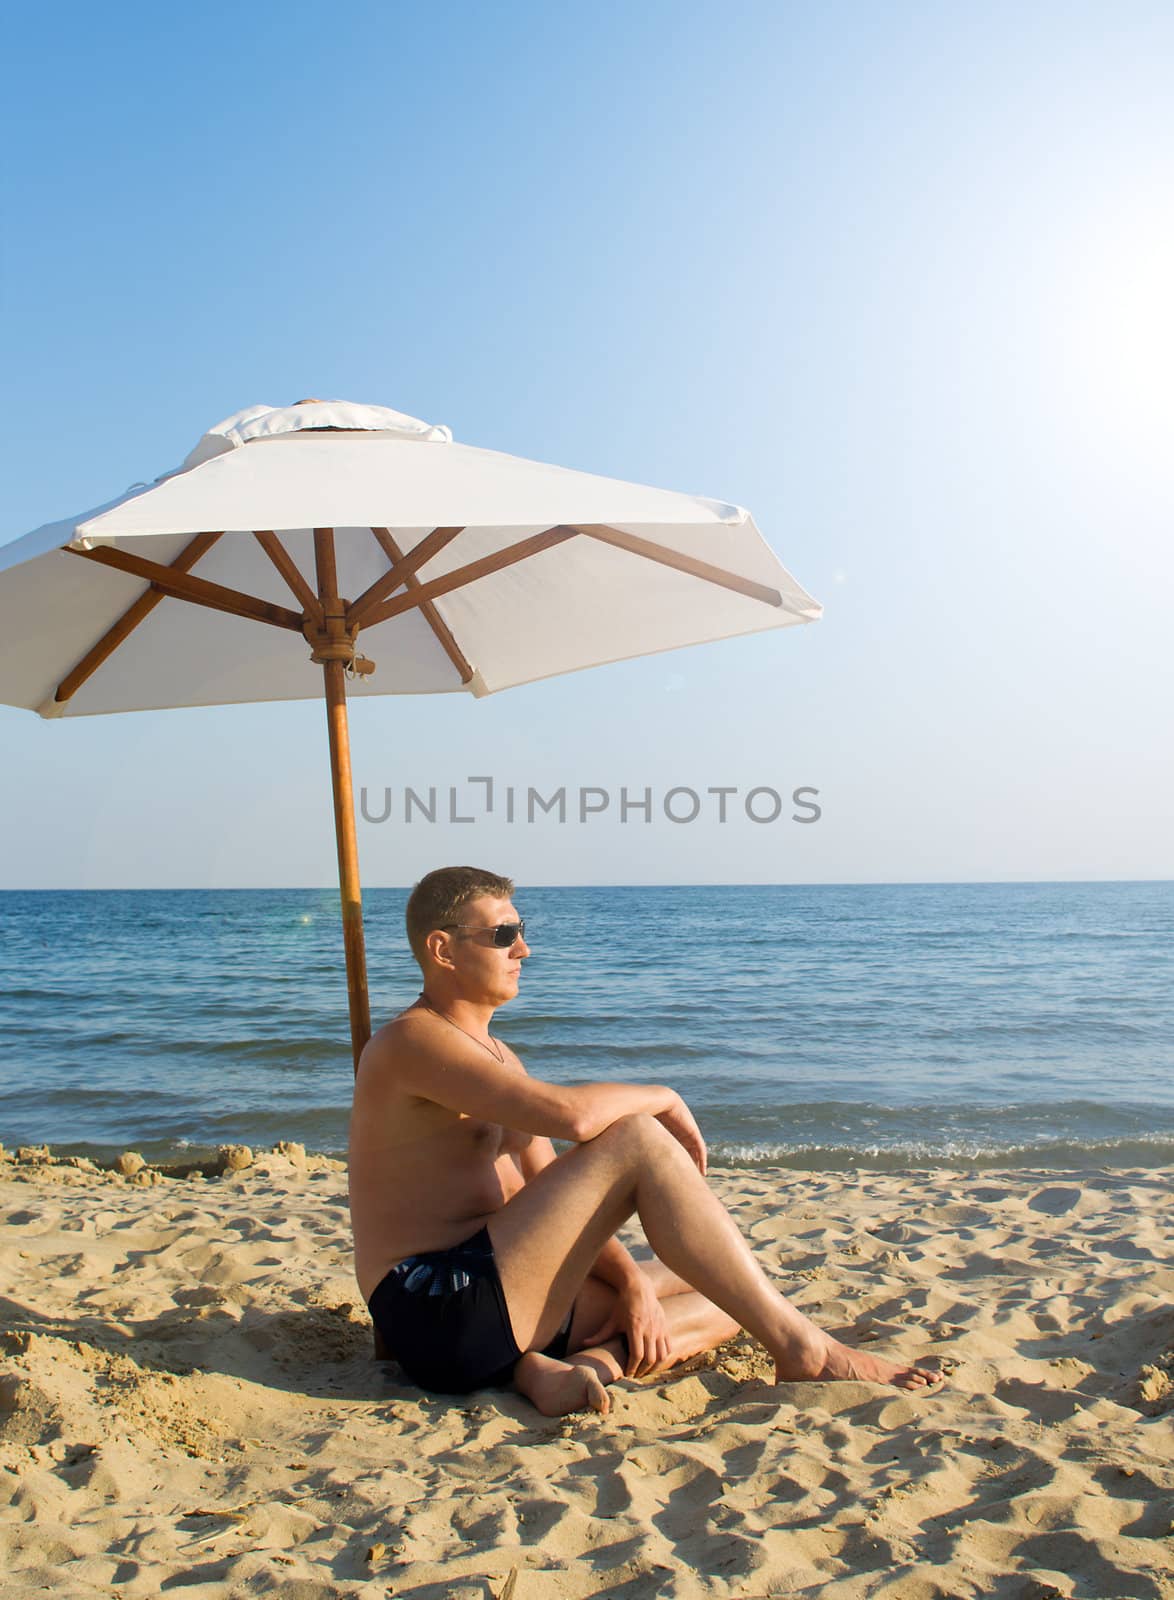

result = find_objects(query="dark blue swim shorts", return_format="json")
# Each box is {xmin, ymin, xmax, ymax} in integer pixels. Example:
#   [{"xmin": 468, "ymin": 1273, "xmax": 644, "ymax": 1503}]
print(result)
[{"xmin": 367, "ymin": 1225, "xmax": 573, "ymax": 1393}]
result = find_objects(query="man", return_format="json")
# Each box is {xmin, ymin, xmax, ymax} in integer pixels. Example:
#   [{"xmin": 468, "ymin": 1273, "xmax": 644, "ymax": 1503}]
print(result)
[{"xmin": 348, "ymin": 866, "xmax": 939, "ymax": 1416}]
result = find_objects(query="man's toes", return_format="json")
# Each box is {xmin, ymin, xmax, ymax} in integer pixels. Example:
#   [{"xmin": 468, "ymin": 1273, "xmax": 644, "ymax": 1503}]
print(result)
[
  {"xmin": 585, "ymin": 1372, "xmax": 610, "ymax": 1415},
  {"xmin": 899, "ymin": 1366, "xmax": 940, "ymax": 1390}
]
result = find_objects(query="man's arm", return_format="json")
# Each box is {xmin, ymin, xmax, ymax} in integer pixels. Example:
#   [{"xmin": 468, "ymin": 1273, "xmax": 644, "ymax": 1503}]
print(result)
[
  {"xmin": 364, "ymin": 1015, "xmax": 705, "ymax": 1170},
  {"xmin": 515, "ymin": 1136, "xmax": 671, "ymax": 1376}
]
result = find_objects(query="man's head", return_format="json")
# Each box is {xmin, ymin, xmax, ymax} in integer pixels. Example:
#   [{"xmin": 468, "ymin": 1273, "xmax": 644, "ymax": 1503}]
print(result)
[{"xmin": 406, "ymin": 867, "xmax": 528, "ymax": 1004}]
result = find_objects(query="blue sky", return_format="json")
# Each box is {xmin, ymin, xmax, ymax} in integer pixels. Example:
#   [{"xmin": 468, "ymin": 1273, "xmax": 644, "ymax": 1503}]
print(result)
[{"xmin": 1, "ymin": 1, "xmax": 1171, "ymax": 887}]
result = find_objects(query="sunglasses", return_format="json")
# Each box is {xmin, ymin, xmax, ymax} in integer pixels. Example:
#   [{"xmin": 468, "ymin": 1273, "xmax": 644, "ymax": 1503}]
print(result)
[{"xmin": 443, "ymin": 919, "xmax": 526, "ymax": 948}]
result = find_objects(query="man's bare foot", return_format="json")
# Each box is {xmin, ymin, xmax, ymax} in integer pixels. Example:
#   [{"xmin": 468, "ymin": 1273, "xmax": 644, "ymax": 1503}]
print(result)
[
  {"xmin": 777, "ymin": 1336, "xmax": 942, "ymax": 1391},
  {"xmin": 514, "ymin": 1351, "xmax": 611, "ymax": 1417}
]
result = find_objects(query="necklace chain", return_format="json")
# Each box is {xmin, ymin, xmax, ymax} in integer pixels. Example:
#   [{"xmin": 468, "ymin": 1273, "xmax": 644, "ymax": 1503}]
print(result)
[{"xmin": 417, "ymin": 992, "xmax": 504, "ymax": 1063}]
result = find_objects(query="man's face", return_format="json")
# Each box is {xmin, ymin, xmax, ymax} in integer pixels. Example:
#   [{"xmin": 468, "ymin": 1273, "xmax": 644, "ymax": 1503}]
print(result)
[{"xmin": 440, "ymin": 894, "xmax": 530, "ymax": 1004}]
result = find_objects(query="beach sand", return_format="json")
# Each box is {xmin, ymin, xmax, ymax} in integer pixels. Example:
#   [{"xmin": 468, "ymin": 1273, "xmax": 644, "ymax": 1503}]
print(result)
[{"xmin": 0, "ymin": 1146, "xmax": 1170, "ymax": 1600}]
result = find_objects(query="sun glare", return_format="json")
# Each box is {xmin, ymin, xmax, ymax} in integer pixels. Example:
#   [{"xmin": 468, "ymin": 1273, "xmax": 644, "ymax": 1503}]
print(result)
[{"xmin": 1061, "ymin": 210, "xmax": 1174, "ymax": 459}]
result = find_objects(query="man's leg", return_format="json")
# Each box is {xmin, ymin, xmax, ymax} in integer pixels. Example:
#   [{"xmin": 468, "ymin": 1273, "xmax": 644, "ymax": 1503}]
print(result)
[{"xmin": 489, "ymin": 1113, "xmax": 939, "ymax": 1390}]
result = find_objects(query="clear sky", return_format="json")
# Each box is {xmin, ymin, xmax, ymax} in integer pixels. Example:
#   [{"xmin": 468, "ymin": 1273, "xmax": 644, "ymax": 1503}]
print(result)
[{"xmin": 1, "ymin": 1, "xmax": 1171, "ymax": 888}]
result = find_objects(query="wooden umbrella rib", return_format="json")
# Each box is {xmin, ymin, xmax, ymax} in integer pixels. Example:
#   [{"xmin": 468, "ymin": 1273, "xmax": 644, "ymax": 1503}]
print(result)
[
  {"xmin": 70, "ymin": 545, "xmax": 304, "ymax": 630},
  {"xmin": 570, "ymin": 524, "xmax": 784, "ymax": 607},
  {"xmin": 360, "ymin": 527, "xmax": 474, "ymax": 684},
  {"xmin": 347, "ymin": 526, "xmax": 465, "ymax": 630},
  {"xmin": 254, "ymin": 531, "xmax": 324, "ymax": 627},
  {"xmin": 361, "ymin": 526, "xmax": 579, "ymax": 629},
  {"xmin": 54, "ymin": 531, "xmax": 224, "ymax": 704},
  {"xmin": 369, "ymin": 526, "xmax": 402, "ymax": 566}
]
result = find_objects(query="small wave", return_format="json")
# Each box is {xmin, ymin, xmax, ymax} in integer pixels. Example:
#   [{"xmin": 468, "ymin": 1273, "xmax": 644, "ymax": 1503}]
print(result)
[
  {"xmin": 506, "ymin": 1041, "xmax": 713, "ymax": 1062},
  {"xmin": 921, "ymin": 1018, "xmax": 1153, "ymax": 1041},
  {"xmin": 161, "ymin": 1037, "xmax": 346, "ymax": 1065},
  {"xmin": 0, "ymin": 988, "xmax": 78, "ymax": 1004},
  {"xmin": 0, "ymin": 1086, "xmax": 178, "ymax": 1109},
  {"xmin": 708, "ymin": 1134, "xmax": 1174, "ymax": 1171}
]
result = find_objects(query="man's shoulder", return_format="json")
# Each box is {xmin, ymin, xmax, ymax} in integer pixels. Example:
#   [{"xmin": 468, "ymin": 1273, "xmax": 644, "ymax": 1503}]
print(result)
[{"xmin": 357, "ymin": 1007, "xmax": 459, "ymax": 1079}]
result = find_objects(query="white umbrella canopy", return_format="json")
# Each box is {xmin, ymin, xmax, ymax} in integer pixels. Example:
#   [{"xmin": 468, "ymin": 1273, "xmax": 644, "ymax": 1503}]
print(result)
[
  {"xmin": 0, "ymin": 399, "xmax": 822, "ymax": 1062},
  {"xmin": 1, "ymin": 400, "xmax": 820, "ymax": 715}
]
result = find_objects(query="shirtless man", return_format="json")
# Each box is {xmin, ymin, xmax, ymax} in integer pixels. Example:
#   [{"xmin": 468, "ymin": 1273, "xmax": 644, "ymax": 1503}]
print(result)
[{"xmin": 348, "ymin": 866, "xmax": 939, "ymax": 1416}]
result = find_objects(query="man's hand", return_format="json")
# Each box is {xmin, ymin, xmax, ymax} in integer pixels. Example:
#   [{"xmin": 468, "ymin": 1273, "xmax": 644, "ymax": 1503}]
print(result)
[
  {"xmin": 656, "ymin": 1094, "xmax": 707, "ymax": 1175},
  {"xmin": 580, "ymin": 1272, "xmax": 671, "ymax": 1378}
]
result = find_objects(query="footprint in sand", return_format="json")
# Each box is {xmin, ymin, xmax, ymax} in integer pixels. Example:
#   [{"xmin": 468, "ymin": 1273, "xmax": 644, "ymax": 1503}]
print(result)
[{"xmin": 1027, "ymin": 1186, "xmax": 1083, "ymax": 1216}]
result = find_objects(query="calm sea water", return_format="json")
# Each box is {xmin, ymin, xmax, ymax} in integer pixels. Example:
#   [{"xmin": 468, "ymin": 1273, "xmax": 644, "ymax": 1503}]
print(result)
[{"xmin": 1, "ymin": 883, "xmax": 1171, "ymax": 1170}]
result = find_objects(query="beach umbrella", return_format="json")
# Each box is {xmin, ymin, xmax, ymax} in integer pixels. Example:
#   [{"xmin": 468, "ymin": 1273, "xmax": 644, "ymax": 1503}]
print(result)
[{"xmin": 0, "ymin": 399, "xmax": 822, "ymax": 1069}]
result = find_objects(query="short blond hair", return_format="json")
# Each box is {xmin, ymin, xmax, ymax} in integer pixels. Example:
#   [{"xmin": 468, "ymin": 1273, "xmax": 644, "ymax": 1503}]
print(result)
[{"xmin": 405, "ymin": 866, "xmax": 515, "ymax": 965}]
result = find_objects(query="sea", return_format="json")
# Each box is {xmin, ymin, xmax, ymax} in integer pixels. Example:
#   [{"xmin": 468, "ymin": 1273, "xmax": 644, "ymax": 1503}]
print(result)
[{"xmin": 1, "ymin": 882, "xmax": 1172, "ymax": 1172}]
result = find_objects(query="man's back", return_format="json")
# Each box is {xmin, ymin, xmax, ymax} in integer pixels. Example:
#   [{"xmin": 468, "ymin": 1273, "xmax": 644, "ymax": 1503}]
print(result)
[{"xmin": 348, "ymin": 1007, "xmax": 532, "ymax": 1300}]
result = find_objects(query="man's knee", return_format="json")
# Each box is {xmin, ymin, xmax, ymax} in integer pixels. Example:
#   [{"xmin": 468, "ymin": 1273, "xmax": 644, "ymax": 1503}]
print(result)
[{"xmin": 594, "ymin": 1111, "xmax": 673, "ymax": 1157}]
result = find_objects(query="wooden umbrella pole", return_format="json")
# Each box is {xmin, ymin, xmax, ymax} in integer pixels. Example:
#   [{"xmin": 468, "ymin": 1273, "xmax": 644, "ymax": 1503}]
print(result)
[{"xmin": 313, "ymin": 528, "xmax": 372, "ymax": 1073}]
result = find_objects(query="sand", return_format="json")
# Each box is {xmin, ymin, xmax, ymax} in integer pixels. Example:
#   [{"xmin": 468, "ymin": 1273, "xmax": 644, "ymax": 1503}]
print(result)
[{"xmin": 0, "ymin": 1145, "xmax": 1170, "ymax": 1600}]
